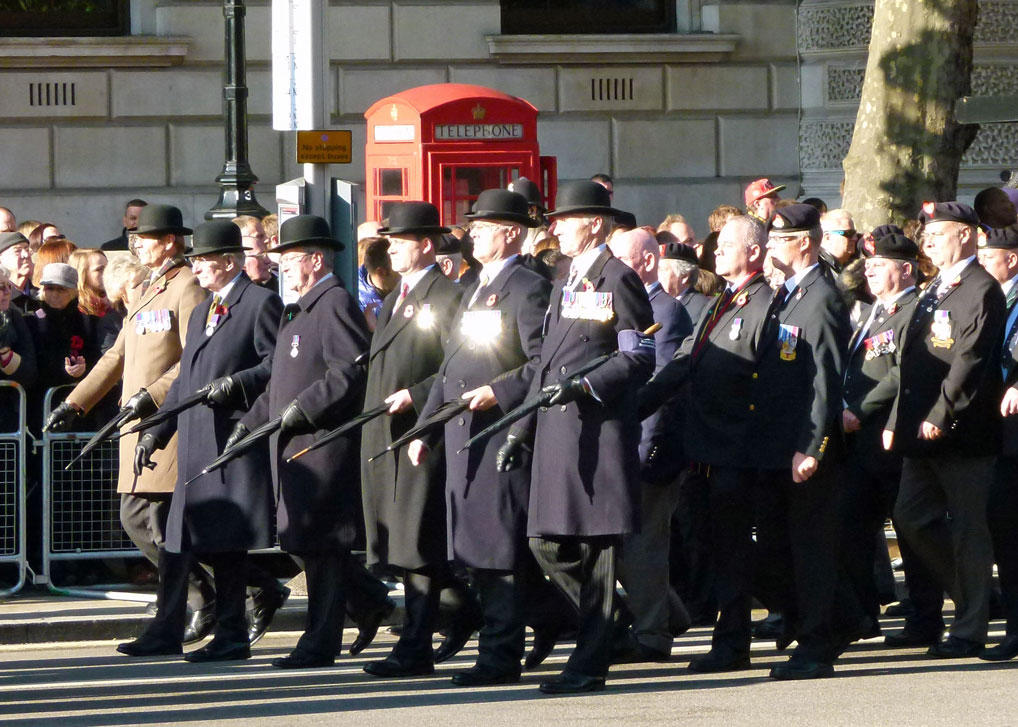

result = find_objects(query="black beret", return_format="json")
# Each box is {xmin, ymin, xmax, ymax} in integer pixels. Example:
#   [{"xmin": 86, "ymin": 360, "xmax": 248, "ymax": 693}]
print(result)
[
  {"xmin": 980, "ymin": 225, "xmax": 1018, "ymax": 250},
  {"xmin": 660, "ymin": 242, "xmax": 698, "ymax": 265},
  {"xmin": 918, "ymin": 201, "xmax": 979, "ymax": 227},
  {"xmin": 870, "ymin": 224, "xmax": 904, "ymax": 240},
  {"xmin": 769, "ymin": 204, "xmax": 821, "ymax": 232},
  {"xmin": 436, "ymin": 233, "xmax": 462, "ymax": 255},
  {"xmin": 872, "ymin": 233, "xmax": 919, "ymax": 261}
]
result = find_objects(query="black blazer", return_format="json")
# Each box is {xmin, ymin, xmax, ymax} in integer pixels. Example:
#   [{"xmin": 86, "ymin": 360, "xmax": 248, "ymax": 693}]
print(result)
[
  {"xmin": 153, "ymin": 275, "xmax": 281, "ymax": 553},
  {"xmin": 1000, "ymin": 297, "xmax": 1018, "ymax": 456},
  {"xmin": 360, "ymin": 264, "xmax": 463, "ymax": 570},
  {"xmin": 418, "ymin": 258, "xmax": 551, "ymax": 569},
  {"xmin": 888, "ymin": 260, "xmax": 1006, "ymax": 458}
]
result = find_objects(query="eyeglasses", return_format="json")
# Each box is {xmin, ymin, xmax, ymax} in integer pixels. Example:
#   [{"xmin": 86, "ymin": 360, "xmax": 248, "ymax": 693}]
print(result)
[
  {"xmin": 279, "ymin": 252, "xmax": 313, "ymax": 266},
  {"xmin": 826, "ymin": 229, "xmax": 856, "ymax": 237},
  {"xmin": 768, "ymin": 233, "xmax": 804, "ymax": 244},
  {"xmin": 0, "ymin": 283, "xmax": 11, "ymax": 293}
]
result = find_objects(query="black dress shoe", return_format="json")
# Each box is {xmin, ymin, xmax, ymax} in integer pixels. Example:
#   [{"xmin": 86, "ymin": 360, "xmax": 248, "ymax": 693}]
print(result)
[
  {"xmin": 927, "ymin": 636, "xmax": 983, "ymax": 658},
  {"xmin": 884, "ymin": 628, "xmax": 943, "ymax": 648},
  {"xmin": 363, "ymin": 655, "xmax": 435, "ymax": 677},
  {"xmin": 769, "ymin": 656, "xmax": 834, "ymax": 680},
  {"xmin": 979, "ymin": 635, "xmax": 1018, "ymax": 661},
  {"xmin": 184, "ymin": 639, "xmax": 251, "ymax": 662},
  {"xmin": 538, "ymin": 670, "xmax": 606, "ymax": 694},
  {"xmin": 612, "ymin": 640, "xmax": 670, "ymax": 665},
  {"xmin": 687, "ymin": 651, "xmax": 751, "ymax": 673},
  {"xmin": 434, "ymin": 613, "xmax": 481, "ymax": 664},
  {"xmin": 752, "ymin": 614, "xmax": 783, "ymax": 639},
  {"xmin": 248, "ymin": 587, "xmax": 290, "ymax": 646},
  {"xmin": 271, "ymin": 649, "xmax": 334, "ymax": 669},
  {"xmin": 451, "ymin": 665, "xmax": 521, "ymax": 686},
  {"xmin": 183, "ymin": 602, "xmax": 216, "ymax": 645},
  {"xmin": 117, "ymin": 635, "xmax": 183, "ymax": 657},
  {"xmin": 525, "ymin": 627, "xmax": 560, "ymax": 670},
  {"xmin": 883, "ymin": 599, "xmax": 915, "ymax": 618},
  {"xmin": 350, "ymin": 598, "xmax": 396, "ymax": 656}
]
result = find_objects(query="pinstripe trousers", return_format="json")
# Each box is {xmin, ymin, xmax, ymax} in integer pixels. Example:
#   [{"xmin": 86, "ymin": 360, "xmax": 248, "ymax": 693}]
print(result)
[{"xmin": 529, "ymin": 535, "xmax": 619, "ymax": 677}]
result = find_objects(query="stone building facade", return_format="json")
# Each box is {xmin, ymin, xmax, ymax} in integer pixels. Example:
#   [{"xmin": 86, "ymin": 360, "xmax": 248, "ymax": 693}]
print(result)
[{"xmin": 0, "ymin": 0, "xmax": 1013, "ymax": 245}]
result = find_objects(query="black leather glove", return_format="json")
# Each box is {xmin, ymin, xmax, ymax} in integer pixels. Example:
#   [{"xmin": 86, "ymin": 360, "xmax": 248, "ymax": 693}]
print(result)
[
  {"xmin": 44, "ymin": 401, "xmax": 81, "ymax": 433},
  {"xmin": 496, "ymin": 433, "xmax": 531, "ymax": 473},
  {"xmin": 224, "ymin": 421, "xmax": 250, "ymax": 452},
  {"xmin": 205, "ymin": 376, "xmax": 240, "ymax": 408},
  {"xmin": 123, "ymin": 389, "xmax": 156, "ymax": 421},
  {"xmin": 279, "ymin": 400, "xmax": 313, "ymax": 434},
  {"xmin": 543, "ymin": 377, "xmax": 588, "ymax": 407},
  {"xmin": 133, "ymin": 433, "xmax": 159, "ymax": 477}
]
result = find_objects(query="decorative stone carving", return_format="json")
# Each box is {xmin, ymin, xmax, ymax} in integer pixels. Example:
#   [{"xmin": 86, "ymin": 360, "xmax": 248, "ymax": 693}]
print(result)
[
  {"xmin": 826, "ymin": 64, "xmax": 1018, "ymax": 103},
  {"xmin": 827, "ymin": 67, "xmax": 866, "ymax": 102},
  {"xmin": 799, "ymin": 120, "xmax": 855, "ymax": 170},
  {"xmin": 797, "ymin": 4, "xmax": 873, "ymax": 52},
  {"xmin": 963, "ymin": 122, "xmax": 1018, "ymax": 166},
  {"xmin": 974, "ymin": 2, "xmax": 1018, "ymax": 43}
]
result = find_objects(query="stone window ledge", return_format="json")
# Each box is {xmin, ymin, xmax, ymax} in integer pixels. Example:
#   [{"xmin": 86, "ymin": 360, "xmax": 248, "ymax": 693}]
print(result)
[
  {"xmin": 0, "ymin": 36, "xmax": 190, "ymax": 69},
  {"xmin": 485, "ymin": 33, "xmax": 740, "ymax": 64}
]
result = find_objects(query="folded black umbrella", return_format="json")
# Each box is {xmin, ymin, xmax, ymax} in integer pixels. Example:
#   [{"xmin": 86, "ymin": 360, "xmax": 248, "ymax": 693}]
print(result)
[
  {"xmin": 184, "ymin": 415, "xmax": 282, "ymax": 486},
  {"xmin": 123, "ymin": 386, "xmax": 211, "ymax": 436},
  {"xmin": 286, "ymin": 403, "xmax": 389, "ymax": 463},
  {"xmin": 64, "ymin": 405, "xmax": 134, "ymax": 470},
  {"xmin": 366, "ymin": 399, "xmax": 469, "ymax": 462}
]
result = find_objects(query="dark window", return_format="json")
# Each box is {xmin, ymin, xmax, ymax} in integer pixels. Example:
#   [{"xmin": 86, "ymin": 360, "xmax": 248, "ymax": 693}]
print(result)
[
  {"xmin": 0, "ymin": 0, "xmax": 129, "ymax": 37},
  {"xmin": 501, "ymin": 0, "xmax": 674, "ymax": 34}
]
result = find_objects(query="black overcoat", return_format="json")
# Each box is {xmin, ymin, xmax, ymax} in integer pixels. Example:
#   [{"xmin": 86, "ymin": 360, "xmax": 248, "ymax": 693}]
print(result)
[
  {"xmin": 517, "ymin": 248, "xmax": 654, "ymax": 537},
  {"xmin": 361, "ymin": 265, "xmax": 463, "ymax": 569},
  {"xmin": 242, "ymin": 275, "xmax": 369, "ymax": 553},
  {"xmin": 418, "ymin": 259, "xmax": 550, "ymax": 569},
  {"xmin": 153, "ymin": 275, "xmax": 281, "ymax": 553}
]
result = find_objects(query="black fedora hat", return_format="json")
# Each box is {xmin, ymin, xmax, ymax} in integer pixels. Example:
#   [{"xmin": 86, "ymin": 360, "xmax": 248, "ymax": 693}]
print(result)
[
  {"xmin": 465, "ymin": 189, "xmax": 536, "ymax": 227},
  {"xmin": 273, "ymin": 215, "xmax": 345, "ymax": 253},
  {"xmin": 546, "ymin": 180, "xmax": 621, "ymax": 218},
  {"xmin": 507, "ymin": 177, "xmax": 545, "ymax": 212},
  {"xmin": 184, "ymin": 220, "xmax": 246, "ymax": 257},
  {"xmin": 378, "ymin": 201, "xmax": 451, "ymax": 236},
  {"xmin": 131, "ymin": 203, "xmax": 193, "ymax": 236}
]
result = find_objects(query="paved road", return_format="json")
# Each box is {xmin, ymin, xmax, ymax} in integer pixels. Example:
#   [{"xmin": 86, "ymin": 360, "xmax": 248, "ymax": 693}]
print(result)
[{"xmin": 0, "ymin": 616, "xmax": 1015, "ymax": 727}]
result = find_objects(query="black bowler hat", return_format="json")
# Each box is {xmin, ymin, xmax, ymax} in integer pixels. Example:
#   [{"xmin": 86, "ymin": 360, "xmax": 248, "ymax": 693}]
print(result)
[
  {"xmin": 436, "ymin": 234, "xmax": 462, "ymax": 255},
  {"xmin": 918, "ymin": 201, "xmax": 979, "ymax": 227},
  {"xmin": 980, "ymin": 225, "xmax": 1018, "ymax": 250},
  {"xmin": 507, "ymin": 177, "xmax": 545, "ymax": 212},
  {"xmin": 131, "ymin": 204, "xmax": 193, "ymax": 236},
  {"xmin": 466, "ymin": 189, "xmax": 537, "ymax": 227},
  {"xmin": 614, "ymin": 210, "xmax": 637, "ymax": 229},
  {"xmin": 0, "ymin": 231, "xmax": 29, "ymax": 254},
  {"xmin": 769, "ymin": 204, "xmax": 821, "ymax": 232},
  {"xmin": 184, "ymin": 220, "xmax": 246, "ymax": 257},
  {"xmin": 546, "ymin": 180, "xmax": 621, "ymax": 218},
  {"xmin": 273, "ymin": 214, "xmax": 345, "ymax": 253},
  {"xmin": 378, "ymin": 201, "xmax": 451, "ymax": 236},
  {"xmin": 872, "ymin": 233, "xmax": 919, "ymax": 261},
  {"xmin": 661, "ymin": 241, "xmax": 698, "ymax": 265}
]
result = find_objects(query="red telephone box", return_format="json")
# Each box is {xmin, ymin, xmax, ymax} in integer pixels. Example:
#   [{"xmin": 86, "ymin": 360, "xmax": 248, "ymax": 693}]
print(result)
[{"xmin": 364, "ymin": 83, "xmax": 557, "ymax": 225}]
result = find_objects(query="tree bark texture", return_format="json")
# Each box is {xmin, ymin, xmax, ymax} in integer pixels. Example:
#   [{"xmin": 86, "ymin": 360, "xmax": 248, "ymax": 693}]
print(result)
[{"xmin": 842, "ymin": 0, "xmax": 979, "ymax": 230}]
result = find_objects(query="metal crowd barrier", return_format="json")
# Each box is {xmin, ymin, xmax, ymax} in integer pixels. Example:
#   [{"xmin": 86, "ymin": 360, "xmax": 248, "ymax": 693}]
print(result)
[
  {"xmin": 0, "ymin": 382, "xmax": 28, "ymax": 596},
  {"xmin": 39, "ymin": 385, "xmax": 149, "ymax": 602}
]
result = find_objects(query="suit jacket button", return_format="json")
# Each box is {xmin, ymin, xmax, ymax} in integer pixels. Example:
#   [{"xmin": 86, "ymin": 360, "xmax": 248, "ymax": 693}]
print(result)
[
  {"xmin": 560, "ymin": 405, "xmax": 568, "ymax": 412},
  {"xmin": 442, "ymin": 376, "xmax": 447, "ymax": 383},
  {"xmin": 457, "ymin": 417, "xmax": 465, "ymax": 426},
  {"xmin": 468, "ymin": 344, "xmax": 475, "ymax": 351},
  {"xmin": 903, "ymin": 388, "xmax": 910, "ymax": 396},
  {"xmin": 560, "ymin": 365, "xmax": 568, "ymax": 374},
  {"xmin": 580, "ymin": 335, "xmax": 590, "ymax": 342},
  {"xmin": 749, "ymin": 404, "xmax": 755, "ymax": 411},
  {"xmin": 458, "ymin": 380, "xmax": 466, "ymax": 389},
  {"xmin": 752, "ymin": 372, "xmax": 758, "ymax": 379}
]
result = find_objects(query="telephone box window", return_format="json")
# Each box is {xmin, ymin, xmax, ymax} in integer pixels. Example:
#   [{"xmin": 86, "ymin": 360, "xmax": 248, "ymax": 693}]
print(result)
[
  {"xmin": 500, "ymin": 0, "xmax": 674, "ymax": 34},
  {"xmin": 379, "ymin": 169, "xmax": 405, "ymax": 197}
]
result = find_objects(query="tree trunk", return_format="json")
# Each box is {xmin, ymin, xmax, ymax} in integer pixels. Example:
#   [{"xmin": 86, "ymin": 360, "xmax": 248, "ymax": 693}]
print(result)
[{"xmin": 842, "ymin": 0, "xmax": 979, "ymax": 230}]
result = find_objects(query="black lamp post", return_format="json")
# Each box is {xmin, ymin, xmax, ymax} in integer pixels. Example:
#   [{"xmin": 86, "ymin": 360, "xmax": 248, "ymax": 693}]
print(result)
[{"xmin": 206, "ymin": 0, "xmax": 270, "ymax": 220}]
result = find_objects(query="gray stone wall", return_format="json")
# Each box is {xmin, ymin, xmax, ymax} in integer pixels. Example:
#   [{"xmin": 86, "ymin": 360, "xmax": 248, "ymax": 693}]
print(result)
[{"xmin": 2, "ymin": 0, "xmax": 801, "ymax": 243}]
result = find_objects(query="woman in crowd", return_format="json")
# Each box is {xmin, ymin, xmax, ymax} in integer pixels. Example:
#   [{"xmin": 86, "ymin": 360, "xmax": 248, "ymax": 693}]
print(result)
[
  {"xmin": 0, "ymin": 264, "xmax": 37, "ymax": 398},
  {"xmin": 28, "ymin": 222, "xmax": 64, "ymax": 253},
  {"xmin": 31, "ymin": 239, "xmax": 77, "ymax": 288},
  {"xmin": 68, "ymin": 249, "xmax": 118, "ymax": 354}
]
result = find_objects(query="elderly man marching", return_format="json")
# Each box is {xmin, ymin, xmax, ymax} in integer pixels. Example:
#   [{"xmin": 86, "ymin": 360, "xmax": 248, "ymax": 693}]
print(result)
[
  {"xmin": 130, "ymin": 220, "xmax": 287, "ymax": 660},
  {"xmin": 44, "ymin": 204, "xmax": 216, "ymax": 649},
  {"xmin": 233, "ymin": 215, "xmax": 371, "ymax": 668},
  {"xmin": 498, "ymin": 181, "xmax": 656, "ymax": 693},
  {"xmin": 406, "ymin": 189, "xmax": 567, "ymax": 685}
]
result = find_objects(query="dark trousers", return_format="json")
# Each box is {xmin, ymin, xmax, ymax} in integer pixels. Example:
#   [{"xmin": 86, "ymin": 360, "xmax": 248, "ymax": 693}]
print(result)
[
  {"xmin": 670, "ymin": 467, "xmax": 716, "ymax": 622},
  {"xmin": 895, "ymin": 455, "xmax": 995, "ymax": 643},
  {"xmin": 468, "ymin": 568, "xmax": 525, "ymax": 673},
  {"xmin": 838, "ymin": 450, "xmax": 943, "ymax": 633},
  {"xmin": 290, "ymin": 550, "xmax": 348, "ymax": 658},
  {"xmin": 989, "ymin": 455, "xmax": 1018, "ymax": 635},
  {"xmin": 146, "ymin": 550, "xmax": 248, "ymax": 644},
  {"xmin": 529, "ymin": 535, "xmax": 618, "ymax": 677},
  {"xmin": 120, "ymin": 493, "xmax": 213, "ymax": 609},
  {"xmin": 342, "ymin": 556, "xmax": 393, "ymax": 622},
  {"xmin": 394, "ymin": 563, "xmax": 476, "ymax": 662},
  {"xmin": 709, "ymin": 465, "xmax": 838, "ymax": 662}
]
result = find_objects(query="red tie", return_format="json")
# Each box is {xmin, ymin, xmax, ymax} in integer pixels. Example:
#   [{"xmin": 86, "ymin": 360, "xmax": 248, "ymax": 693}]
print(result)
[{"xmin": 397, "ymin": 282, "xmax": 409, "ymax": 306}]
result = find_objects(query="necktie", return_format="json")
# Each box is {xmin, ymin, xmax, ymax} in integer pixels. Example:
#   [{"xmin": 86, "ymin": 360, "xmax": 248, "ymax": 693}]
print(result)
[
  {"xmin": 565, "ymin": 266, "xmax": 578, "ymax": 290},
  {"xmin": 205, "ymin": 294, "xmax": 222, "ymax": 327},
  {"xmin": 851, "ymin": 303, "xmax": 883, "ymax": 353},
  {"xmin": 396, "ymin": 282, "xmax": 409, "ymax": 306},
  {"xmin": 469, "ymin": 274, "xmax": 489, "ymax": 308},
  {"xmin": 691, "ymin": 287, "xmax": 735, "ymax": 358}
]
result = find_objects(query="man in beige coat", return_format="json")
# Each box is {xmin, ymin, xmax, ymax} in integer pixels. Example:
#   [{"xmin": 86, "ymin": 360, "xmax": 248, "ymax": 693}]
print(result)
[{"xmin": 45, "ymin": 204, "xmax": 213, "ymax": 651}]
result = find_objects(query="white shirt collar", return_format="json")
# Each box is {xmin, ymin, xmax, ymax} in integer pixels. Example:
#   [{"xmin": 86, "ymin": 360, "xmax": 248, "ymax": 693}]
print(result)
[
  {"xmin": 879, "ymin": 284, "xmax": 916, "ymax": 308},
  {"xmin": 479, "ymin": 254, "xmax": 518, "ymax": 284},
  {"xmin": 400, "ymin": 264, "xmax": 436, "ymax": 294},
  {"xmin": 937, "ymin": 256, "xmax": 975, "ymax": 291},
  {"xmin": 1003, "ymin": 274, "xmax": 1018, "ymax": 297},
  {"xmin": 569, "ymin": 244, "xmax": 607, "ymax": 283},
  {"xmin": 784, "ymin": 263, "xmax": 820, "ymax": 294},
  {"xmin": 212, "ymin": 272, "xmax": 244, "ymax": 302}
]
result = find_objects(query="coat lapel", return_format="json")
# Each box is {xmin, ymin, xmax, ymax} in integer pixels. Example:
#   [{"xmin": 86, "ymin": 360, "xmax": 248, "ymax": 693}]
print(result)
[
  {"xmin": 190, "ymin": 275, "xmax": 251, "ymax": 359},
  {"xmin": 542, "ymin": 248, "xmax": 612, "ymax": 363},
  {"xmin": 370, "ymin": 265, "xmax": 442, "ymax": 359},
  {"xmin": 444, "ymin": 258, "xmax": 521, "ymax": 361}
]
